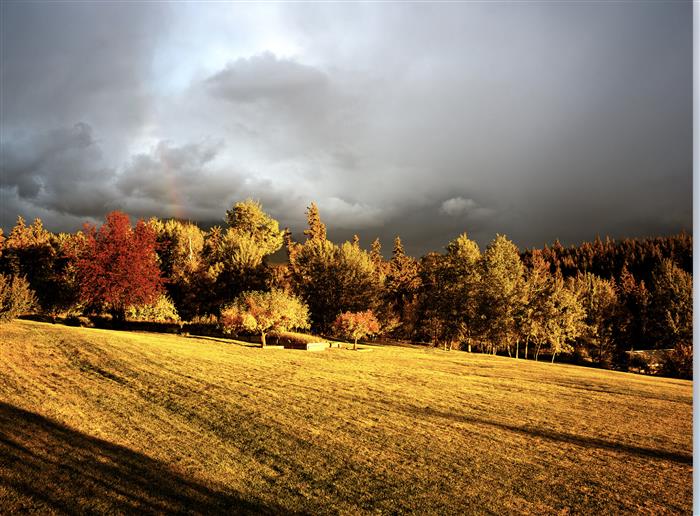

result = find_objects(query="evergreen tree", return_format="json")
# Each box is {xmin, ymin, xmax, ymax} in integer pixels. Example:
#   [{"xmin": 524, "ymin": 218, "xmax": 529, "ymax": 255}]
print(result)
[
  {"xmin": 304, "ymin": 202, "xmax": 327, "ymax": 241},
  {"xmin": 370, "ymin": 238, "xmax": 385, "ymax": 274},
  {"xmin": 616, "ymin": 266, "xmax": 651, "ymax": 355},
  {"xmin": 385, "ymin": 236, "xmax": 421, "ymax": 338}
]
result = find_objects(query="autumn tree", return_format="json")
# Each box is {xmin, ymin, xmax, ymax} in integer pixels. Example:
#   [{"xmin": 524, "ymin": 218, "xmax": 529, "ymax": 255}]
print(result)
[
  {"xmin": 0, "ymin": 217, "xmax": 82, "ymax": 315},
  {"xmin": 149, "ymin": 219, "xmax": 205, "ymax": 320},
  {"xmin": 570, "ymin": 273, "xmax": 620, "ymax": 365},
  {"xmin": 220, "ymin": 289, "xmax": 310, "ymax": 348},
  {"xmin": 648, "ymin": 259, "xmax": 692, "ymax": 349},
  {"xmin": 332, "ymin": 310, "xmax": 380, "ymax": 350},
  {"xmin": 442, "ymin": 233, "xmax": 482, "ymax": 350},
  {"xmin": 480, "ymin": 234, "xmax": 526, "ymax": 355},
  {"xmin": 288, "ymin": 204, "xmax": 381, "ymax": 332},
  {"xmin": 543, "ymin": 277, "xmax": 586, "ymax": 362},
  {"xmin": 199, "ymin": 200, "xmax": 284, "ymax": 314},
  {"xmin": 417, "ymin": 234, "xmax": 481, "ymax": 351},
  {"xmin": 519, "ymin": 250, "xmax": 552, "ymax": 359},
  {"xmin": 76, "ymin": 211, "xmax": 164, "ymax": 321},
  {"xmin": 0, "ymin": 274, "xmax": 36, "ymax": 323}
]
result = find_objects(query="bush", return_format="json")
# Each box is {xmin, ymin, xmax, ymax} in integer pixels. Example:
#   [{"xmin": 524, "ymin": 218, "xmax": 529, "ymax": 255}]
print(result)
[
  {"xmin": 126, "ymin": 295, "xmax": 180, "ymax": 323},
  {"xmin": 0, "ymin": 274, "xmax": 37, "ymax": 323},
  {"xmin": 272, "ymin": 331, "xmax": 327, "ymax": 346},
  {"xmin": 660, "ymin": 343, "xmax": 693, "ymax": 379},
  {"xmin": 65, "ymin": 315, "xmax": 94, "ymax": 328},
  {"xmin": 627, "ymin": 352, "xmax": 652, "ymax": 374}
]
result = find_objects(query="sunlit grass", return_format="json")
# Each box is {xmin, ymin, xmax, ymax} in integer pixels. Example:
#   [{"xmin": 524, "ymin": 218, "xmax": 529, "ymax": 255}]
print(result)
[{"xmin": 0, "ymin": 320, "xmax": 691, "ymax": 514}]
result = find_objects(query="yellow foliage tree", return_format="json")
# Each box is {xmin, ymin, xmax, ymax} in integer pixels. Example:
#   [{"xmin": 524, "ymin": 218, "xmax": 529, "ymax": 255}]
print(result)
[{"xmin": 220, "ymin": 289, "xmax": 310, "ymax": 348}]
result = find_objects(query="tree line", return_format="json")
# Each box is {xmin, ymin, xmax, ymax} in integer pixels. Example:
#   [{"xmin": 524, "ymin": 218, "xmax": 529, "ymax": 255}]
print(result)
[{"xmin": 0, "ymin": 201, "xmax": 692, "ymax": 377}]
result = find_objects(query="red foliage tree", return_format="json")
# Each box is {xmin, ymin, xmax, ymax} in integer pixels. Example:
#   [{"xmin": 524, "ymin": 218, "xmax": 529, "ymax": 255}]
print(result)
[{"xmin": 76, "ymin": 211, "xmax": 163, "ymax": 320}]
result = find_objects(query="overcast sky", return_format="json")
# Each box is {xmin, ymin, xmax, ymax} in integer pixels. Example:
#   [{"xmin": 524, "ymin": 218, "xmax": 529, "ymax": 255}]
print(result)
[{"xmin": 0, "ymin": 1, "xmax": 691, "ymax": 256}]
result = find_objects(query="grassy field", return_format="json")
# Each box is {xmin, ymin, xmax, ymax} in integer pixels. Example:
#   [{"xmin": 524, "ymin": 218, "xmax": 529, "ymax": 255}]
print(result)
[{"xmin": 0, "ymin": 320, "xmax": 692, "ymax": 514}]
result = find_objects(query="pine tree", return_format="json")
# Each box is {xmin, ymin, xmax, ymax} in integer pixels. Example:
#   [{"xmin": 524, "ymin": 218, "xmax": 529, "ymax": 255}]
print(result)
[
  {"xmin": 386, "ymin": 236, "xmax": 421, "ymax": 338},
  {"xmin": 370, "ymin": 238, "xmax": 384, "ymax": 270},
  {"xmin": 303, "ymin": 202, "xmax": 327, "ymax": 241},
  {"xmin": 616, "ymin": 266, "xmax": 650, "ymax": 354}
]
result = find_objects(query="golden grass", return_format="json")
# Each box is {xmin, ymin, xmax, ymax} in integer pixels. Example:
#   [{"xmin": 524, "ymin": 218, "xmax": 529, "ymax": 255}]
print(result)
[{"xmin": 0, "ymin": 320, "xmax": 692, "ymax": 514}]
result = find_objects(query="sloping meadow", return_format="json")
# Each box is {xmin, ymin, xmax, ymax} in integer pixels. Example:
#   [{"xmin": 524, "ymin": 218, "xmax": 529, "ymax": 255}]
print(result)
[{"xmin": 0, "ymin": 320, "xmax": 692, "ymax": 514}]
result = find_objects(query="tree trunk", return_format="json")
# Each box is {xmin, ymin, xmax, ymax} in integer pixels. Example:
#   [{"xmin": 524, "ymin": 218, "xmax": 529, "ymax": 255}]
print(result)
[
  {"xmin": 535, "ymin": 343, "xmax": 541, "ymax": 361},
  {"xmin": 261, "ymin": 332, "xmax": 267, "ymax": 348},
  {"xmin": 551, "ymin": 351, "xmax": 556, "ymax": 363},
  {"xmin": 467, "ymin": 339, "xmax": 472, "ymax": 353},
  {"xmin": 516, "ymin": 341, "xmax": 519, "ymax": 359},
  {"xmin": 524, "ymin": 337, "xmax": 529, "ymax": 360},
  {"xmin": 353, "ymin": 338, "xmax": 357, "ymax": 350},
  {"xmin": 111, "ymin": 307, "xmax": 126, "ymax": 328}
]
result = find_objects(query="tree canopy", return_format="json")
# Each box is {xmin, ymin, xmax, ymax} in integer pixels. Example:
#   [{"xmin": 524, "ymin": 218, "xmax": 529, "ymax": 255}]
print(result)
[
  {"xmin": 75, "ymin": 211, "xmax": 163, "ymax": 320},
  {"xmin": 220, "ymin": 289, "xmax": 310, "ymax": 347}
]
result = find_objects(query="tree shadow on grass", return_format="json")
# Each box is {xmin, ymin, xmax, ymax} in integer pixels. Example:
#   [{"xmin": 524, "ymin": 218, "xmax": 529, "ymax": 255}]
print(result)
[
  {"xmin": 417, "ymin": 405, "xmax": 693, "ymax": 466},
  {"xmin": 338, "ymin": 393, "xmax": 692, "ymax": 466},
  {"xmin": 0, "ymin": 402, "xmax": 286, "ymax": 514}
]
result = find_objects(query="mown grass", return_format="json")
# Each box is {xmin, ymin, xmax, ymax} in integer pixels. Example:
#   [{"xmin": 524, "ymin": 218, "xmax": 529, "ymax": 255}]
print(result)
[{"xmin": 0, "ymin": 320, "xmax": 692, "ymax": 514}]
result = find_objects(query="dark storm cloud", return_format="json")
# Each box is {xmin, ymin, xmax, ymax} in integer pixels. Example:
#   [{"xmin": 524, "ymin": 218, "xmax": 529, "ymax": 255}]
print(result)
[
  {"xmin": 0, "ymin": 123, "xmax": 117, "ymax": 217},
  {"xmin": 0, "ymin": 2, "xmax": 691, "ymax": 256},
  {"xmin": 277, "ymin": 1, "xmax": 692, "ymax": 254},
  {"xmin": 0, "ymin": 2, "xmax": 163, "ymax": 133},
  {"xmin": 206, "ymin": 52, "xmax": 329, "ymax": 104}
]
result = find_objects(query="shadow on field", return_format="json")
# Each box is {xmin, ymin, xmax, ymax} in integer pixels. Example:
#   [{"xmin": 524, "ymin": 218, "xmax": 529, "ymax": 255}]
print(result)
[
  {"xmin": 412, "ymin": 404, "xmax": 693, "ymax": 466},
  {"xmin": 0, "ymin": 402, "xmax": 286, "ymax": 514},
  {"xmin": 340, "ymin": 392, "xmax": 692, "ymax": 466}
]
